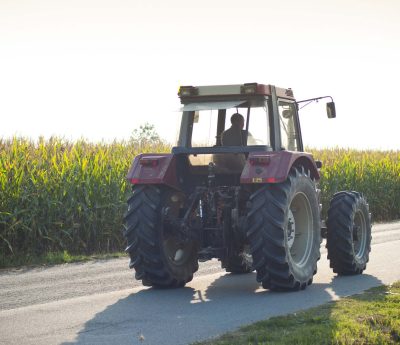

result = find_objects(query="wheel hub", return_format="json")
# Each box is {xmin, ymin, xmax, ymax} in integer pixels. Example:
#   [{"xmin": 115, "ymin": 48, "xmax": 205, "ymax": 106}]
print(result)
[
  {"xmin": 241, "ymin": 244, "xmax": 253, "ymax": 266},
  {"xmin": 287, "ymin": 192, "xmax": 313, "ymax": 268},
  {"xmin": 163, "ymin": 238, "xmax": 191, "ymax": 266},
  {"xmin": 174, "ymin": 248, "xmax": 185, "ymax": 262},
  {"xmin": 287, "ymin": 209, "xmax": 296, "ymax": 249},
  {"xmin": 353, "ymin": 210, "xmax": 367, "ymax": 259}
]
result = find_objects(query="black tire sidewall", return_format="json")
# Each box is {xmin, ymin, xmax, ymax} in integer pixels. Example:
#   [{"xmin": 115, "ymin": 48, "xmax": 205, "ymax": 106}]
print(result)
[
  {"xmin": 352, "ymin": 196, "xmax": 371, "ymax": 267},
  {"xmin": 125, "ymin": 185, "xmax": 198, "ymax": 287},
  {"xmin": 247, "ymin": 167, "xmax": 321, "ymax": 290},
  {"xmin": 326, "ymin": 191, "xmax": 372, "ymax": 274},
  {"xmin": 284, "ymin": 172, "xmax": 321, "ymax": 282}
]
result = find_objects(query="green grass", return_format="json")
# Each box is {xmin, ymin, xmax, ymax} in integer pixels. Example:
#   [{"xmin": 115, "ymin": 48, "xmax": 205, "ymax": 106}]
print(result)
[
  {"xmin": 194, "ymin": 282, "xmax": 400, "ymax": 345},
  {"xmin": 0, "ymin": 250, "xmax": 126, "ymax": 269}
]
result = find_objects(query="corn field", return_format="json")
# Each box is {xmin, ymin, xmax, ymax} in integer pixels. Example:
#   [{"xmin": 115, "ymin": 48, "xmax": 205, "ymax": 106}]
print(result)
[
  {"xmin": 0, "ymin": 137, "xmax": 399, "ymax": 262},
  {"xmin": 0, "ymin": 137, "xmax": 170, "ymax": 261},
  {"xmin": 310, "ymin": 148, "xmax": 400, "ymax": 221}
]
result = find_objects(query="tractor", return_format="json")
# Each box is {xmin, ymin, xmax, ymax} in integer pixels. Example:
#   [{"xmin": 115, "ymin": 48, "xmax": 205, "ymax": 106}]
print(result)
[{"xmin": 123, "ymin": 83, "xmax": 371, "ymax": 291}]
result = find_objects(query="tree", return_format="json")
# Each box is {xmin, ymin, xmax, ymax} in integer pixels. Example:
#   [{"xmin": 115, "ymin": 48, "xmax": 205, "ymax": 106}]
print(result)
[{"xmin": 129, "ymin": 123, "xmax": 162, "ymax": 147}]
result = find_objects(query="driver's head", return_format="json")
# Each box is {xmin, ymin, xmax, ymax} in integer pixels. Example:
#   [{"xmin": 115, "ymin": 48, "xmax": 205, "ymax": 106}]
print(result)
[{"xmin": 231, "ymin": 113, "xmax": 244, "ymax": 129}]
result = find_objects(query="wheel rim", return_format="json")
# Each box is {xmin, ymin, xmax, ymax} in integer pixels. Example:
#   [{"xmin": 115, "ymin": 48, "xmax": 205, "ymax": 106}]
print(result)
[
  {"xmin": 241, "ymin": 244, "xmax": 253, "ymax": 266},
  {"xmin": 287, "ymin": 192, "xmax": 313, "ymax": 268},
  {"xmin": 287, "ymin": 209, "xmax": 296, "ymax": 248},
  {"xmin": 163, "ymin": 237, "xmax": 192, "ymax": 266},
  {"xmin": 161, "ymin": 195, "xmax": 194, "ymax": 267},
  {"xmin": 353, "ymin": 210, "xmax": 367, "ymax": 260}
]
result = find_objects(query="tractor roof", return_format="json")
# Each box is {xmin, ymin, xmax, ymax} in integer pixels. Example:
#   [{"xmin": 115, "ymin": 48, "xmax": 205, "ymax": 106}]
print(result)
[{"xmin": 178, "ymin": 83, "xmax": 295, "ymax": 103}]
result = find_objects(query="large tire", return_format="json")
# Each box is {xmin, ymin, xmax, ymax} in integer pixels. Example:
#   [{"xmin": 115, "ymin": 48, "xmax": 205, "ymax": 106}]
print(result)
[
  {"xmin": 247, "ymin": 167, "xmax": 321, "ymax": 291},
  {"xmin": 124, "ymin": 185, "xmax": 198, "ymax": 288},
  {"xmin": 326, "ymin": 191, "xmax": 371, "ymax": 275}
]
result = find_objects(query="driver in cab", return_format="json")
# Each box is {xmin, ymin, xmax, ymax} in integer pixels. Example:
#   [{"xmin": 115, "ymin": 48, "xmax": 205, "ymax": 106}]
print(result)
[
  {"xmin": 221, "ymin": 113, "xmax": 256, "ymax": 146},
  {"xmin": 214, "ymin": 113, "xmax": 256, "ymax": 173}
]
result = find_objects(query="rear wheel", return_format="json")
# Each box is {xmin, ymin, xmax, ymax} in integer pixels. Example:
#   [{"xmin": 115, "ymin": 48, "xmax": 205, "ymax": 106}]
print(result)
[
  {"xmin": 326, "ymin": 191, "xmax": 371, "ymax": 275},
  {"xmin": 124, "ymin": 185, "xmax": 198, "ymax": 288},
  {"xmin": 247, "ymin": 167, "xmax": 321, "ymax": 291}
]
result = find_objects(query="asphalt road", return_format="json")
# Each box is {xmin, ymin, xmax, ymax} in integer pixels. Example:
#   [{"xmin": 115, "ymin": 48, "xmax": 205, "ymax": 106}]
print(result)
[{"xmin": 1, "ymin": 221, "xmax": 400, "ymax": 345}]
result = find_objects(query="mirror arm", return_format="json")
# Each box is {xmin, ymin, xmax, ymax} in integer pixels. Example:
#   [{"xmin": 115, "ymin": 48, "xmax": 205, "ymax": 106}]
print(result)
[
  {"xmin": 296, "ymin": 96, "xmax": 334, "ymax": 105},
  {"xmin": 296, "ymin": 95, "xmax": 336, "ymax": 118}
]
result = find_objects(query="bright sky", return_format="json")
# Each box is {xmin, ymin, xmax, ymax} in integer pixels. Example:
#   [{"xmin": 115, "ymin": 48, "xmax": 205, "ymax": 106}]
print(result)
[{"xmin": 1, "ymin": 0, "xmax": 399, "ymax": 149}]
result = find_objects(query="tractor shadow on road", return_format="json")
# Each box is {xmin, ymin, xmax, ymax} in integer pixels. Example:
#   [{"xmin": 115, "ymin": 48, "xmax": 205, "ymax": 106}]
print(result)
[{"xmin": 62, "ymin": 272, "xmax": 384, "ymax": 345}]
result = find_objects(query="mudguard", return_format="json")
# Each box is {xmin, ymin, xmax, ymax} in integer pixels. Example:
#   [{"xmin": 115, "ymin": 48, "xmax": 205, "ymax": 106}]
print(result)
[
  {"xmin": 126, "ymin": 153, "xmax": 179, "ymax": 190},
  {"xmin": 240, "ymin": 151, "xmax": 320, "ymax": 184}
]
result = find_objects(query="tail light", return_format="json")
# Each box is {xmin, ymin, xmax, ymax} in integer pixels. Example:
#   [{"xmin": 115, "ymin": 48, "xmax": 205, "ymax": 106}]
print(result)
[
  {"xmin": 139, "ymin": 158, "xmax": 159, "ymax": 167},
  {"xmin": 249, "ymin": 156, "xmax": 270, "ymax": 166}
]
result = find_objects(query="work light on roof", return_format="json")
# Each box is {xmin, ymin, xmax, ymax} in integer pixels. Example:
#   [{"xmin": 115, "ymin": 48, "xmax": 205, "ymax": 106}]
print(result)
[
  {"xmin": 178, "ymin": 86, "xmax": 198, "ymax": 97},
  {"xmin": 285, "ymin": 88, "xmax": 294, "ymax": 97},
  {"xmin": 241, "ymin": 83, "xmax": 258, "ymax": 95}
]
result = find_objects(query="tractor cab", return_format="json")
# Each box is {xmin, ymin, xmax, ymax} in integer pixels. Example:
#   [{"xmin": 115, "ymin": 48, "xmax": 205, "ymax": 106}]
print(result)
[
  {"xmin": 175, "ymin": 83, "xmax": 302, "ymax": 154},
  {"xmin": 127, "ymin": 83, "xmax": 334, "ymax": 190},
  {"xmin": 172, "ymin": 83, "xmax": 302, "ymax": 187}
]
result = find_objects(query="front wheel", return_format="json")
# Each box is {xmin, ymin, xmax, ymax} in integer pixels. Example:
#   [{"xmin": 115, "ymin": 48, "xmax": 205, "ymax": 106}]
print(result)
[
  {"xmin": 221, "ymin": 244, "xmax": 253, "ymax": 274},
  {"xmin": 247, "ymin": 167, "xmax": 321, "ymax": 291},
  {"xmin": 326, "ymin": 191, "xmax": 371, "ymax": 275},
  {"xmin": 124, "ymin": 185, "xmax": 198, "ymax": 288}
]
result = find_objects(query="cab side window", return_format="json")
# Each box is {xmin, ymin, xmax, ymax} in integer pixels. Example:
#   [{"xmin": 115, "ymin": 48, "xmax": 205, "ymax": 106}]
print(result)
[{"xmin": 278, "ymin": 102, "xmax": 298, "ymax": 151}]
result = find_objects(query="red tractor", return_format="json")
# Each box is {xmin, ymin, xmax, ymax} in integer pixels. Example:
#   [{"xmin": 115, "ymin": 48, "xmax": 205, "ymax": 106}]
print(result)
[{"xmin": 124, "ymin": 83, "xmax": 371, "ymax": 291}]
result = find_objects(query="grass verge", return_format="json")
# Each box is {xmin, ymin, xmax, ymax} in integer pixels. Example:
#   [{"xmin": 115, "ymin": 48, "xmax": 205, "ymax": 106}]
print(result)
[
  {"xmin": 0, "ymin": 251, "xmax": 126, "ymax": 269},
  {"xmin": 194, "ymin": 282, "xmax": 400, "ymax": 345}
]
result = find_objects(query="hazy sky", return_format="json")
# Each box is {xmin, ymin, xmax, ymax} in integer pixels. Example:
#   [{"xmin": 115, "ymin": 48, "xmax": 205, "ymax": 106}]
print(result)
[{"xmin": 1, "ymin": 0, "xmax": 399, "ymax": 149}]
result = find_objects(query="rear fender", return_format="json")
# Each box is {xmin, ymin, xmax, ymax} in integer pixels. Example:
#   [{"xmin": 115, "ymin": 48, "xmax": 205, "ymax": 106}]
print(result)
[
  {"xmin": 240, "ymin": 151, "xmax": 320, "ymax": 184},
  {"xmin": 126, "ymin": 154, "xmax": 179, "ymax": 190}
]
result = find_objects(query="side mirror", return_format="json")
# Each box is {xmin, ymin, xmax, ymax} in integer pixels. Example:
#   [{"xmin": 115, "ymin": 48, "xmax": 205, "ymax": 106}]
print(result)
[{"xmin": 326, "ymin": 102, "xmax": 336, "ymax": 119}]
